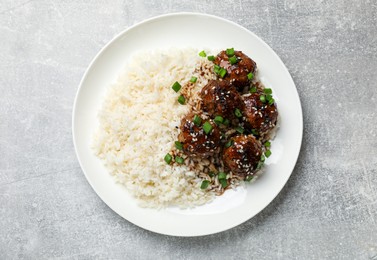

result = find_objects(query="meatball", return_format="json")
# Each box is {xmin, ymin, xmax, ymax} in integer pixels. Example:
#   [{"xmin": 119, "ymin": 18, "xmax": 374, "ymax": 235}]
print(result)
[
  {"xmin": 178, "ymin": 113, "xmax": 221, "ymax": 157},
  {"xmin": 223, "ymin": 135, "xmax": 262, "ymax": 178},
  {"xmin": 214, "ymin": 50, "xmax": 256, "ymax": 90},
  {"xmin": 242, "ymin": 92, "xmax": 278, "ymax": 135},
  {"xmin": 200, "ymin": 80, "xmax": 243, "ymax": 121}
]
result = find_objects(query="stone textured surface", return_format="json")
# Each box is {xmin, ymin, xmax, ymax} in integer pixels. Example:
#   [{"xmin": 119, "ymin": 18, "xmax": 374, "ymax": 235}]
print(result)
[{"xmin": 1, "ymin": 0, "xmax": 377, "ymax": 259}]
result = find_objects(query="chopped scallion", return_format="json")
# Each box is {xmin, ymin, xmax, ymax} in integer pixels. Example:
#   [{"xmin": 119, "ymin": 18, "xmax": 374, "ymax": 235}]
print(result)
[
  {"xmin": 164, "ymin": 153, "xmax": 172, "ymax": 164},
  {"xmin": 178, "ymin": 95, "xmax": 185, "ymax": 105},
  {"xmin": 207, "ymin": 55, "xmax": 215, "ymax": 61},
  {"xmin": 190, "ymin": 76, "xmax": 197, "ymax": 83},
  {"xmin": 193, "ymin": 115, "xmax": 202, "ymax": 126},
  {"xmin": 219, "ymin": 68, "xmax": 227, "ymax": 78},
  {"xmin": 266, "ymin": 94, "xmax": 272, "ymax": 102},
  {"xmin": 218, "ymin": 172, "xmax": 227, "ymax": 180},
  {"xmin": 265, "ymin": 150, "xmax": 272, "ymax": 158},
  {"xmin": 260, "ymin": 154, "xmax": 265, "ymax": 162},
  {"xmin": 175, "ymin": 141, "xmax": 183, "ymax": 150},
  {"xmin": 226, "ymin": 48, "xmax": 235, "ymax": 57},
  {"xmin": 208, "ymin": 172, "xmax": 215, "ymax": 177},
  {"xmin": 203, "ymin": 121, "xmax": 213, "ymax": 134},
  {"xmin": 260, "ymin": 95, "xmax": 266, "ymax": 103},
  {"xmin": 223, "ymin": 118, "xmax": 230, "ymax": 126},
  {"xmin": 199, "ymin": 50, "xmax": 207, "ymax": 57},
  {"xmin": 214, "ymin": 64, "xmax": 221, "ymax": 74},
  {"xmin": 247, "ymin": 72, "xmax": 254, "ymax": 80},
  {"xmin": 220, "ymin": 179, "xmax": 228, "ymax": 188},
  {"xmin": 234, "ymin": 108, "xmax": 242, "ymax": 118},
  {"xmin": 251, "ymin": 129, "xmax": 259, "ymax": 136},
  {"xmin": 229, "ymin": 56, "xmax": 238, "ymax": 65},
  {"xmin": 250, "ymin": 86, "xmax": 257, "ymax": 93},
  {"xmin": 256, "ymin": 161, "xmax": 264, "ymax": 170},
  {"xmin": 268, "ymin": 98, "xmax": 275, "ymax": 105},
  {"xmin": 264, "ymin": 88, "xmax": 272, "ymax": 94},
  {"xmin": 235, "ymin": 126, "xmax": 244, "ymax": 134},
  {"xmin": 172, "ymin": 81, "xmax": 181, "ymax": 92},
  {"xmin": 214, "ymin": 115, "xmax": 224, "ymax": 125},
  {"xmin": 200, "ymin": 180, "xmax": 210, "ymax": 189},
  {"xmin": 264, "ymin": 141, "xmax": 271, "ymax": 147},
  {"xmin": 225, "ymin": 140, "xmax": 234, "ymax": 148},
  {"xmin": 175, "ymin": 156, "xmax": 184, "ymax": 164}
]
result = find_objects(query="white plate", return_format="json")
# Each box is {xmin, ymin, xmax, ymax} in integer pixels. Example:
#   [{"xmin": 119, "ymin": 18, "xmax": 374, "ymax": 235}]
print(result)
[{"xmin": 72, "ymin": 13, "xmax": 303, "ymax": 236}]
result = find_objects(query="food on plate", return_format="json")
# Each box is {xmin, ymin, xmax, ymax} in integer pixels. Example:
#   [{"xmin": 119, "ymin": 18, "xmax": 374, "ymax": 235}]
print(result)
[
  {"xmin": 222, "ymin": 135, "xmax": 262, "ymax": 178},
  {"xmin": 178, "ymin": 113, "xmax": 221, "ymax": 157},
  {"xmin": 242, "ymin": 90, "xmax": 278, "ymax": 136},
  {"xmin": 200, "ymin": 80, "xmax": 243, "ymax": 122},
  {"xmin": 214, "ymin": 49, "xmax": 256, "ymax": 90},
  {"xmin": 93, "ymin": 48, "xmax": 278, "ymax": 208}
]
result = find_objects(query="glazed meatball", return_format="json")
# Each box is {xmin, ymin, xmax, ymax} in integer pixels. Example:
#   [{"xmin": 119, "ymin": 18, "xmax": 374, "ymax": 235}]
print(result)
[
  {"xmin": 214, "ymin": 50, "xmax": 256, "ymax": 90},
  {"xmin": 223, "ymin": 135, "xmax": 262, "ymax": 178},
  {"xmin": 200, "ymin": 80, "xmax": 243, "ymax": 121},
  {"xmin": 178, "ymin": 113, "xmax": 221, "ymax": 157},
  {"xmin": 242, "ymin": 92, "xmax": 278, "ymax": 135}
]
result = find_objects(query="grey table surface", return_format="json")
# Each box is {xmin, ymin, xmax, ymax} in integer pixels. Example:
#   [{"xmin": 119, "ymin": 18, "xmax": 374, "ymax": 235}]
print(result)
[{"xmin": 1, "ymin": 0, "xmax": 376, "ymax": 259}]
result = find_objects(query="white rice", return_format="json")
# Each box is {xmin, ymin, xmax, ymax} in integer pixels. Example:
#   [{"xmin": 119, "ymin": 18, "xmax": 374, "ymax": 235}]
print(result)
[{"xmin": 92, "ymin": 48, "xmax": 215, "ymax": 208}]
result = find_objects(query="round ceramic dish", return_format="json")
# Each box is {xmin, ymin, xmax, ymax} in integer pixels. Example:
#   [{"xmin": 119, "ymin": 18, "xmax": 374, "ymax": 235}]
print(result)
[{"xmin": 72, "ymin": 12, "xmax": 303, "ymax": 236}]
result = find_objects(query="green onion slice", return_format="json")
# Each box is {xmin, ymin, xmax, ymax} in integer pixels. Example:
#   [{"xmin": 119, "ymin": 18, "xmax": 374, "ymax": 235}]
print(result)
[
  {"xmin": 178, "ymin": 95, "xmax": 185, "ymax": 105},
  {"xmin": 190, "ymin": 76, "xmax": 197, "ymax": 83},
  {"xmin": 226, "ymin": 48, "xmax": 235, "ymax": 57},
  {"xmin": 207, "ymin": 55, "xmax": 215, "ymax": 61},
  {"xmin": 260, "ymin": 95, "xmax": 266, "ymax": 103},
  {"xmin": 175, "ymin": 141, "xmax": 183, "ymax": 150},
  {"xmin": 234, "ymin": 108, "xmax": 242, "ymax": 118},
  {"xmin": 235, "ymin": 126, "xmax": 244, "ymax": 134},
  {"xmin": 250, "ymin": 86, "xmax": 257, "ymax": 93},
  {"xmin": 264, "ymin": 141, "xmax": 271, "ymax": 147},
  {"xmin": 264, "ymin": 88, "xmax": 272, "ymax": 94},
  {"xmin": 247, "ymin": 72, "xmax": 254, "ymax": 80},
  {"xmin": 203, "ymin": 121, "xmax": 213, "ymax": 134},
  {"xmin": 175, "ymin": 156, "xmax": 184, "ymax": 164},
  {"xmin": 225, "ymin": 140, "xmax": 234, "ymax": 148},
  {"xmin": 218, "ymin": 172, "xmax": 227, "ymax": 180},
  {"xmin": 214, "ymin": 64, "xmax": 221, "ymax": 74},
  {"xmin": 256, "ymin": 161, "xmax": 264, "ymax": 170},
  {"xmin": 200, "ymin": 180, "xmax": 210, "ymax": 189},
  {"xmin": 193, "ymin": 115, "xmax": 202, "ymax": 126},
  {"xmin": 164, "ymin": 153, "xmax": 172, "ymax": 164},
  {"xmin": 265, "ymin": 150, "xmax": 272, "ymax": 158},
  {"xmin": 220, "ymin": 179, "xmax": 228, "ymax": 188},
  {"xmin": 199, "ymin": 50, "xmax": 206, "ymax": 57},
  {"xmin": 172, "ymin": 81, "xmax": 181, "ymax": 92},
  {"xmin": 219, "ymin": 68, "xmax": 227, "ymax": 78},
  {"xmin": 214, "ymin": 115, "xmax": 224, "ymax": 125},
  {"xmin": 229, "ymin": 56, "xmax": 238, "ymax": 65},
  {"xmin": 223, "ymin": 118, "xmax": 230, "ymax": 126}
]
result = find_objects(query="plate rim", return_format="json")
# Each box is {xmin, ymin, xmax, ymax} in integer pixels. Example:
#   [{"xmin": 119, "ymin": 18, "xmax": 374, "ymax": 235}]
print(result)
[{"xmin": 72, "ymin": 12, "xmax": 303, "ymax": 236}]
